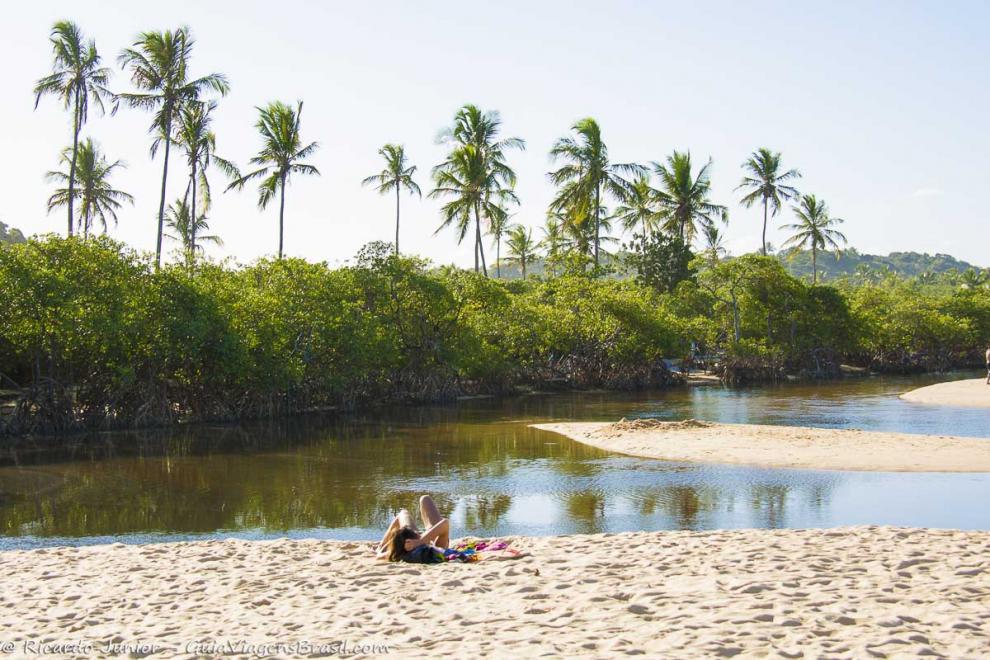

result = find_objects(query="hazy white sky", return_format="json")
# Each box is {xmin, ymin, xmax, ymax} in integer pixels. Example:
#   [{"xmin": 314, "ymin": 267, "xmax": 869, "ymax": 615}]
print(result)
[{"xmin": 5, "ymin": 1, "xmax": 988, "ymax": 267}]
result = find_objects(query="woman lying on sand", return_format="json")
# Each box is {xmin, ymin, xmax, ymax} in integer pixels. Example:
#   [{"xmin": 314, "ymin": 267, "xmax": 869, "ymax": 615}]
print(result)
[
  {"xmin": 375, "ymin": 495, "xmax": 524, "ymax": 563},
  {"xmin": 376, "ymin": 495, "xmax": 451, "ymax": 563}
]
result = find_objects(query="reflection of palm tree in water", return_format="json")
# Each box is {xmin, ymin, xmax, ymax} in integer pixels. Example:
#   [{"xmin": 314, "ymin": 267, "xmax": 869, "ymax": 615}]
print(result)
[
  {"xmin": 637, "ymin": 486, "xmax": 719, "ymax": 530},
  {"xmin": 463, "ymin": 494, "xmax": 512, "ymax": 529},
  {"xmin": 750, "ymin": 485, "xmax": 790, "ymax": 528},
  {"xmin": 565, "ymin": 491, "xmax": 607, "ymax": 534}
]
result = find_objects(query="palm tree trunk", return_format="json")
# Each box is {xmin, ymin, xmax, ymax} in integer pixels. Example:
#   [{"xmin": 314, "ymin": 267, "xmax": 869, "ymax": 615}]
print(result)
[
  {"xmin": 155, "ymin": 115, "xmax": 173, "ymax": 269},
  {"xmin": 475, "ymin": 201, "xmax": 488, "ymax": 277},
  {"xmin": 593, "ymin": 183, "xmax": 601, "ymax": 265},
  {"xmin": 190, "ymin": 159, "xmax": 198, "ymax": 272},
  {"xmin": 394, "ymin": 183, "xmax": 400, "ymax": 256},
  {"xmin": 67, "ymin": 91, "xmax": 81, "ymax": 237},
  {"xmin": 522, "ymin": 256, "xmax": 526, "ymax": 279},
  {"xmin": 812, "ymin": 245, "xmax": 818, "ymax": 285},
  {"xmin": 278, "ymin": 171, "xmax": 287, "ymax": 259},
  {"xmin": 496, "ymin": 237, "xmax": 501, "ymax": 278},
  {"xmin": 761, "ymin": 197, "xmax": 768, "ymax": 256}
]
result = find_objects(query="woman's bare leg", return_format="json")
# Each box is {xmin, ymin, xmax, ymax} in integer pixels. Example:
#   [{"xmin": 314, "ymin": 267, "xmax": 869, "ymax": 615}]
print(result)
[
  {"xmin": 420, "ymin": 495, "xmax": 449, "ymax": 548},
  {"xmin": 397, "ymin": 508, "xmax": 417, "ymax": 534}
]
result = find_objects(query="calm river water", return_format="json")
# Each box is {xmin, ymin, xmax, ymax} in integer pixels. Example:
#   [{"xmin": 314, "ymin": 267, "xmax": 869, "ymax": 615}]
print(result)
[{"xmin": 1, "ymin": 373, "xmax": 987, "ymax": 549}]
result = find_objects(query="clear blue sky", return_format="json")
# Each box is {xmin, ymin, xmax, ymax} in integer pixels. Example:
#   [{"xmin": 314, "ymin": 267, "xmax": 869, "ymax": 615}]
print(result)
[{"xmin": 6, "ymin": 0, "xmax": 988, "ymax": 267}]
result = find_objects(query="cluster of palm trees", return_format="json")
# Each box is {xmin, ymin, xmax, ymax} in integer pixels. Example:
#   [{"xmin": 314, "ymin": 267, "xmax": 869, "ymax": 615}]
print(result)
[
  {"xmin": 364, "ymin": 112, "xmax": 847, "ymax": 281},
  {"xmin": 35, "ymin": 21, "xmax": 848, "ymax": 281},
  {"xmin": 34, "ymin": 21, "xmax": 318, "ymax": 267}
]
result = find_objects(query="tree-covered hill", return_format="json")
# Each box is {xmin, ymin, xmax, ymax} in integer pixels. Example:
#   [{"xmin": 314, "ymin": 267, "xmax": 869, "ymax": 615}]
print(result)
[
  {"xmin": 494, "ymin": 247, "xmax": 985, "ymax": 281},
  {"xmin": 779, "ymin": 247, "xmax": 984, "ymax": 281},
  {"xmin": 0, "ymin": 222, "xmax": 26, "ymax": 244}
]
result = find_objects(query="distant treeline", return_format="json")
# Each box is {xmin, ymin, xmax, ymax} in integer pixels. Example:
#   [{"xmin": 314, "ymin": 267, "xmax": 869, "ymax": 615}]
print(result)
[
  {"xmin": 780, "ymin": 248, "xmax": 985, "ymax": 282},
  {"xmin": 1, "ymin": 236, "xmax": 988, "ymax": 436},
  {"xmin": 494, "ymin": 247, "xmax": 987, "ymax": 283},
  {"xmin": 0, "ymin": 223, "xmax": 26, "ymax": 245}
]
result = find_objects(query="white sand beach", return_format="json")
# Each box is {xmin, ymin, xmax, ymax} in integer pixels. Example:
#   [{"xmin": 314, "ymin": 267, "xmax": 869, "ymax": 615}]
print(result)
[
  {"xmin": 0, "ymin": 527, "xmax": 987, "ymax": 658},
  {"xmin": 901, "ymin": 378, "xmax": 990, "ymax": 408},
  {"xmin": 532, "ymin": 419, "xmax": 990, "ymax": 472}
]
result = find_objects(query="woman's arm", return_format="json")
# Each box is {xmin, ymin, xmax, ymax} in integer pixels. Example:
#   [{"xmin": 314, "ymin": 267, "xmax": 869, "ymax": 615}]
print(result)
[
  {"xmin": 404, "ymin": 518, "xmax": 449, "ymax": 551},
  {"xmin": 375, "ymin": 515, "xmax": 401, "ymax": 555}
]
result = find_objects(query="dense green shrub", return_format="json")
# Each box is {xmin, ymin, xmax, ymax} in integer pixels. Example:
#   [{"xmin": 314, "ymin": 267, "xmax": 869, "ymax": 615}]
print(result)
[{"xmin": 1, "ymin": 236, "xmax": 987, "ymax": 436}]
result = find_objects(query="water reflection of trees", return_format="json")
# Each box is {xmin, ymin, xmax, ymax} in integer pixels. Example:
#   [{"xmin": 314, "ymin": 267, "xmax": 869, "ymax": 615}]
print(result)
[
  {"xmin": 564, "ymin": 491, "xmax": 607, "ymax": 534},
  {"xmin": 0, "ymin": 401, "xmax": 839, "ymax": 539},
  {"xmin": 0, "ymin": 410, "xmax": 601, "ymax": 538},
  {"xmin": 621, "ymin": 475, "xmax": 836, "ymax": 531},
  {"xmin": 462, "ymin": 494, "xmax": 513, "ymax": 529},
  {"xmin": 749, "ymin": 485, "xmax": 789, "ymax": 528},
  {"xmin": 636, "ymin": 485, "xmax": 723, "ymax": 529}
]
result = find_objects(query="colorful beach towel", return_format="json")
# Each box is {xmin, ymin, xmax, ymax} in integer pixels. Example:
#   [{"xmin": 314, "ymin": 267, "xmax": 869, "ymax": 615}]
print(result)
[{"xmin": 441, "ymin": 539, "xmax": 519, "ymax": 563}]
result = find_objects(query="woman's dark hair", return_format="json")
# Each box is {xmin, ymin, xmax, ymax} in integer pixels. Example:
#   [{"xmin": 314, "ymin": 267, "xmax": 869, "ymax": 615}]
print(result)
[{"xmin": 385, "ymin": 526, "xmax": 420, "ymax": 562}]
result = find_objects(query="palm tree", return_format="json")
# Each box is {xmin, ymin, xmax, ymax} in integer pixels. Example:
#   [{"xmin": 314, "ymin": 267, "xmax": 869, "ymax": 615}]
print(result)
[
  {"xmin": 701, "ymin": 223, "xmax": 727, "ymax": 266},
  {"xmin": 226, "ymin": 101, "xmax": 320, "ymax": 259},
  {"xmin": 174, "ymin": 100, "xmax": 238, "ymax": 261},
  {"xmin": 489, "ymin": 209, "xmax": 509, "ymax": 278},
  {"xmin": 434, "ymin": 104, "xmax": 524, "ymax": 275},
  {"xmin": 959, "ymin": 268, "xmax": 990, "ymax": 290},
  {"xmin": 430, "ymin": 144, "xmax": 518, "ymax": 272},
  {"xmin": 548, "ymin": 118, "xmax": 642, "ymax": 265},
  {"xmin": 736, "ymin": 148, "xmax": 801, "ymax": 256},
  {"xmin": 504, "ymin": 224, "xmax": 538, "ymax": 278},
  {"xmin": 562, "ymin": 204, "xmax": 617, "ymax": 260},
  {"xmin": 164, "ymin": 197, "xmax": 223, "ymax": 269},
  {"xmin": 46, "ymin": 138, "xmax": 133, "ymax": 238},
  {"xmin": 34, "ymin": 21, "xmax": 114, "ymax": 237},
  {"xmin": 540, "ymin": 213, "xmax": 567, "ymax": 277},
  {"xmin": 117, "ymin": 27, "xmax": 229, "ymax": 267},
  {"xmin": 652, "ymin": 151, "xmax": 727, "ymax": 243},
  {"xmin": 614, "ymin": 174, "xmax": 661, "ymax": 238},
  {"xmin": 782, "ymin": 194, "xmax": 847, "ymax": 284},
  {"xmin": 361, "ymin": 144, "xmax": 421, "ymax": 255}
]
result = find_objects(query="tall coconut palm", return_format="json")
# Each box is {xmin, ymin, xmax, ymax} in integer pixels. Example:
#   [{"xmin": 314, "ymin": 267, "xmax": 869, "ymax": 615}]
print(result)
[
  {"xmin": 548, "ymin": 118, "xmax": 642, "ymax": 265},
  {"xmin": 540, "ymin": 213, "xmax": 567, "ymax": 277},
  {"xmin": 34, "ymin": 21, "xmax": 114, "ymax": 236},
  {"xmin": 46, "ymin": 138, "xmax": 133, "ymax": 238},
  {"xmin": 434, "ymin": 104, "xmax": 524, "ymax": 276},
  {"xmin": 652, "ymin": 151, "xmax": 727, "ymax": 243},
  {"xmin": 489, "ymin": 208, "xmax": 510, "ymax": 278},
  {"xmin": 118, "ymin": 27, "xmax": 229, "ymax": 267},
  {"xmin": 361, "ymin": 144, "xmax": 421, "ymax": 255},
  {"xmin": 736, "ymin": 148, "xmax": 801, "ymax": 256},
  {"xmin": 174, "ymin": 100, "xmax": 238, "ymax": 261},
  {"xmin": 430, "ymin": 144, "xmax": 518, "ymax": 271},
  {"xmin": 504, "ymin": 224, "xmax": 538, "ymax": 279},
  {"xmin": 614, "ymin": 174, "xmax": 662, "ymax": 238},
  {"xmin": 164, "ymin": 197, "xmax": 223, "ymax": 269},
  {"xmin": 226, "ymin": 101, "xmax": 320, "ymax": 259},
  {"xmin": 563, "ymin": 204, "xmax": 617, "ymax": 259},
  {"xmin": 429, "ymin": 145, "xmax": 479, "ymax": 251},
  {"xmin": 701, "ymin": 223, "xmax": 727, "ymax": 266},
  {"xmin": 782, "ymin": 194, "xmax": 847, "ymax": 284}
]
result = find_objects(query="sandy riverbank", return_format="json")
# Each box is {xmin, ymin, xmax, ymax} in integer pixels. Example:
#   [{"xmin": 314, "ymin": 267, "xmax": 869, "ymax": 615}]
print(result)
[
  {"xmin": 532, "ymin": 419, "xmax": 990, "ymax": 472},
  {"xmin": 901, "ymin": 378, "xmax": 990, "ymax": 408},
  {"xmin": 0, "ymin": 527, "xmax": 987, "ymax": 657}
]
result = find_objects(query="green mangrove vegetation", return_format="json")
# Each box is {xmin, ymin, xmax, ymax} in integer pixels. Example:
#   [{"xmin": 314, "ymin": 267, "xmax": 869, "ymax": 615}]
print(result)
[{"xmin": 2, "ymin": 236, "xmax": 989, "ymax": 436}]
